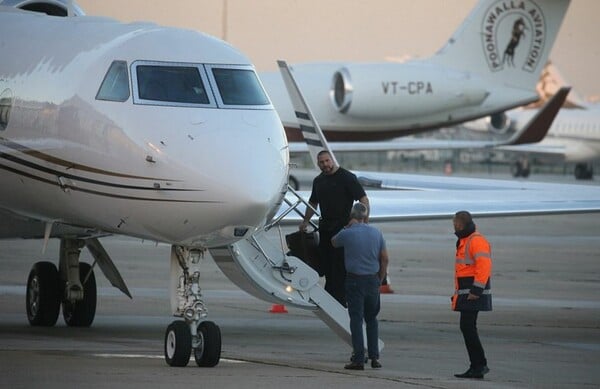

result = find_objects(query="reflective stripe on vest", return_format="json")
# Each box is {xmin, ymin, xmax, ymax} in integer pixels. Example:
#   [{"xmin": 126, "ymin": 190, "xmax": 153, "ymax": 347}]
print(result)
[
  {"xmin": 473, "ymin": 280, "xmax": 487, "ymax": 289},
  {"xmin": 456, "ymin": 288, "xmax": 491, "ymax": 295},
  {"xmin": 455, "ymin": 232, "xmax": 486, "ymax": 265}
]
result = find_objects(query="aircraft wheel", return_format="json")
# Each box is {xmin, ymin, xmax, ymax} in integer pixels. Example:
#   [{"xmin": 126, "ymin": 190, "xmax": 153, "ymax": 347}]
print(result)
[
  {"xmin": 194, "ymin": 321, "xmax": 221, "ymax": 367},
  {"xmin": 510, "ymin": 162, "xmax": 520, "ymax": 177},
  {"xmin": 575, "ymin": 163, "xmax": 593, "ymax": 180},
  {"xmin": 165, "ymin": 320, "xmax": 192, "ymax": 367},
  {"xmin": 26, "ymin": 261, "xmax": 60, "ymax": 326},
  {"xmin": 62, "ymin": 262, "xmax": 97, "ymax": 327},
  {"xmin": 575, "ymin": 164, "xmax": 584, "ymax": 179}
]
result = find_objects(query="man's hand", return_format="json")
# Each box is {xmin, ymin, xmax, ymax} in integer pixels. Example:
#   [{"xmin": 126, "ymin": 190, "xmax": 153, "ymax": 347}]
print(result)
[
  {"xmin": 467, "ymin": 293, "xmax": 480, "ymax": 300},
  {"xmin": 299, "ymin": 220, "xmax": 308, "ymax": 231}
]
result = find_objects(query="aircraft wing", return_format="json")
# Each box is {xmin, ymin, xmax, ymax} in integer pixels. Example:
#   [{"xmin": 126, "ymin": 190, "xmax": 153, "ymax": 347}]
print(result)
[
  {"xmin": 279, "ymin": 173, "xmax": 600, "ymax": 224},
  {"xmin": 287, "ymin": 87, "xmax": 570, "ymax": 154},
  {"xmin": 496, "ymin": 143, "xmax": 567, "ymax": 156}
]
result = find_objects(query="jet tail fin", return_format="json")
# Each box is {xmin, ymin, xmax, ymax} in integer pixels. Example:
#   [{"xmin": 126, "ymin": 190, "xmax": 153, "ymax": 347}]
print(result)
[
  {"xmin": 507, "ymin": 86, "xmax": 570, "ymax": 145},
  {"xmin": 431, "ymin": 0, "xmax": 570, "ymax": 90},
  {"xmin": 277, "ymin": 60, "xmax": 338, "ymax": 169}
]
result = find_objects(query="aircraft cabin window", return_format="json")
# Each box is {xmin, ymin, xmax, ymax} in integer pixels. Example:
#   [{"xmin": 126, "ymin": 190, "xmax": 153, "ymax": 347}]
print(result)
[
  {"xmin": 96, "ymin": 61, "xmax": 130, "ymax": 102},
  {"xmin": 211, "ymin": 68, "xmax": 269, "ymax": 106},
  {"xmin": 136, "ymin": 65, "xmax": 209, "ymax": 104}
]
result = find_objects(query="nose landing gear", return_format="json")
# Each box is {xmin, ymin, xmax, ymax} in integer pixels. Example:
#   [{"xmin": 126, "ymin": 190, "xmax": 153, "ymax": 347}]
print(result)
[{"xmin": 165, "ymin": 245, "xmax": 221, "ymax": 367}]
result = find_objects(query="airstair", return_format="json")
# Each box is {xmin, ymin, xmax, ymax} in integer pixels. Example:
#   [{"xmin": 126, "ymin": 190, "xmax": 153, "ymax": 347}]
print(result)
[{"xmin": 209, "ymin": 187, "xmax": 383, "ymax": 351}]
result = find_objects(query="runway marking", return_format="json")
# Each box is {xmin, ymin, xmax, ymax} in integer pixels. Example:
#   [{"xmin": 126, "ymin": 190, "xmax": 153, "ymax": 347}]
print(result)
[
  {"xmin": 92, "ymin": 353, "xmax": 247, "ymax": 363},
  {"xmin": 94, "ymin": 353, "xmax": 163, "ymax": 359},
  {"xmin": 548, "ymin": 342, "xmax": 600, "ymax": 351}
]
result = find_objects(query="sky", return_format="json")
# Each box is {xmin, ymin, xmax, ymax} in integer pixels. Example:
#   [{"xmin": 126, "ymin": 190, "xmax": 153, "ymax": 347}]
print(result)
[{"xmin": 77, "ymin": 0, "xmax": 600, "ymax": 101}]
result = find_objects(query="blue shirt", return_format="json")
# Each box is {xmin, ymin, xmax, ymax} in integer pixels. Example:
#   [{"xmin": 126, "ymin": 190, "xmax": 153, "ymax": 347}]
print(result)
[{"xmin": 332, "ymin": 223, "xmax": 386, "ymax": 275}]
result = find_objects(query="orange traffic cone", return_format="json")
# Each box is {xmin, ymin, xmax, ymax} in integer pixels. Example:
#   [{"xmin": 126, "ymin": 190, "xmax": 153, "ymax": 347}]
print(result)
[
  {"xmin": 269, "ymin": 304, "xmax": 288, "ymax": 313},
  {"xmin": 380, "ymin": 276, "xmax": 394, "ymax": 294}
]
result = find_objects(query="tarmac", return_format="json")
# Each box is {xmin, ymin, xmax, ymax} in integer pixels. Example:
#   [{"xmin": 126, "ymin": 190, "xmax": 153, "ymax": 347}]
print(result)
[{"xmin": 1, "ymin": 203, "xmax": 599, "ymax": 388}]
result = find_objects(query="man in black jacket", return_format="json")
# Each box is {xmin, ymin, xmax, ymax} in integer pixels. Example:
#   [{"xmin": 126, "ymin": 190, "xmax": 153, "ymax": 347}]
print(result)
[{"xmin": 299, "ymin": 150, "xmax": 369, "ymax": 306}]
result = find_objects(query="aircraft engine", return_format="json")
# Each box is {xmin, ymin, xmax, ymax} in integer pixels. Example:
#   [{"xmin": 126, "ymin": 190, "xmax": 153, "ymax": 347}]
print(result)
[
  {"xmin": 329, "ymin": 63, "xmax": 489, "ymax": 120},
  {"xmin": 1, "ymin": 0, "xmax": 85, "ymax": 16},
  {"xmin": 485, "ymin": 112, "xmax": 513, "ymax": 134}
]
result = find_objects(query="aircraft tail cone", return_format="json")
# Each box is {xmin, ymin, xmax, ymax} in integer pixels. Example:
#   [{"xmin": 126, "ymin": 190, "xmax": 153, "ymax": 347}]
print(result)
[{"xmin": 269, "ymin": 304, "xmax": 288, "ymax": 313}]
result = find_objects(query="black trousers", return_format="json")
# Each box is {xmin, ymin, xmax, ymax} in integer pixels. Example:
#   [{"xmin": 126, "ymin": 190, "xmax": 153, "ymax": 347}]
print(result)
[
  {"xmin": 459, "ymin": 310, "xmax": 487, "ymax": 369},
  {"xmin": 318, "ymin": 227, "xmax": 346, "ymax": 306}
]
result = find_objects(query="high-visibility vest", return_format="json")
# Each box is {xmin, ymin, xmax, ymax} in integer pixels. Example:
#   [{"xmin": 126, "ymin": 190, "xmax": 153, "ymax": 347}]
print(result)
[{"xmin": 452, "ymin": 231, "xmax": 492, "ymax": 311}]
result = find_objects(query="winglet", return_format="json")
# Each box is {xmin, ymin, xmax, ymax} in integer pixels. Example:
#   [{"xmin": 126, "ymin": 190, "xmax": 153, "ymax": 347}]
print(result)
[
  {"xmin": 277, "ymin": 60, "xmax": 338, "ymax": 168},
  {"xmin": 506, "ymin": 86, "xmax": 570, "ymax": 145}
]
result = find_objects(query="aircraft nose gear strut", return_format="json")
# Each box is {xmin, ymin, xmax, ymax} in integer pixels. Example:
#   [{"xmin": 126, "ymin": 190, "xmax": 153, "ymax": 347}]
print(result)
[{"xmin": 165, "ymin": 245, "xmax": 221, "ymax": 367}]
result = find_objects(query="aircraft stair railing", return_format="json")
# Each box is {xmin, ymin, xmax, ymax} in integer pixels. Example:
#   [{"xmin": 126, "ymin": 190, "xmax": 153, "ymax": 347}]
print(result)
[
  {"xmin": 264, "ymin": 185, "xmax": 318, "ymax": 231},
  {"xmin": 209, "ymin": 186, "xmax": 383, "ymax": 351}
]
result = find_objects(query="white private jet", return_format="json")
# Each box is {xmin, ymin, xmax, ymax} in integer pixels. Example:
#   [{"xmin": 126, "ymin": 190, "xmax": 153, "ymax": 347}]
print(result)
[
  {"xmin": 463, "ymin": 62, "xmax": 600, "ymax": 179},
  {"xmin": 283, "ymin": 54, "xmax": 570, "ymax": 190},
  {"xmin": 2, "ymin": 0, "xmax": 600, "ymax": 370},
  {"xmin": 493, "ymin": 105, "xmax": 600, "ymax": 179},
  {"xmin": 0, "ymin": 0, "xmax": 289, "ymax": 367},
  {"xmin": 260, "ymin": 0, "xmax": 571, "ymax": 142}
]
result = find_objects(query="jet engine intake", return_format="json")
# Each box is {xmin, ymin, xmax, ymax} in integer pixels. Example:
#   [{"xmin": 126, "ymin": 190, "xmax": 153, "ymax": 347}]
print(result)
[
  {"xmin": 486, "ymin": 112, "xmax": 513, "ymax": 134},
  {"xmin": 329, "ymin": 64, "xmax": 488, "ymax": 120},
  {"xmin": 331, "ymin": 68, "xmax": 352, "ymax": 114},
  {"xmin": 1, "ymin": 0, "xmax": 85, "ymax": 16}
]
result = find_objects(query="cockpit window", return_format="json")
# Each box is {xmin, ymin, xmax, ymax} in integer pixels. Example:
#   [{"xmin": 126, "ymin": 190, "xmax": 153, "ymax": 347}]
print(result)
[
  {"xmin": 211, "ymin": 68, "xmax": 270, "ymax": 106},
  {"xmin": 136, "ymin": 65, "xmax": 209, "ymax": 104},
  {"xmin": 96, "ymin": 61, "xmax": 130, "ymax": 102},
  {"xmin": 130, "ymin": 61, "xmax": 271, "ymax": 109}
]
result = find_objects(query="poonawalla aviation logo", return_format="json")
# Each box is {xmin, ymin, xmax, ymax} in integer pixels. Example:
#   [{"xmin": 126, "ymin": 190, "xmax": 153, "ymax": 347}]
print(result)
[{"xmin": 482, "ymin": 0, "xmax": 546, "ymax": 72}]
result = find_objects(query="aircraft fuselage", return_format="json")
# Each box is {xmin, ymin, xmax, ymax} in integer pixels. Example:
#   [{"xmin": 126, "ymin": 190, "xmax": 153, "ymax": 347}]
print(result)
[{"xmin": 0, "ymin": 10, "xmax": 289, "ymax": 248}]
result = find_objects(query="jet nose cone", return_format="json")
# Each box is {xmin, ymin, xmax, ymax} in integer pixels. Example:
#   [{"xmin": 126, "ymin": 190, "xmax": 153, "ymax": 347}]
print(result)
[
  {"xmin": 224, "ymin": 143, "xmax": 288, "ymax": 226},
  {"xmin": 191, "ymin": 111, "xmax": 289, "ymax": 246}
]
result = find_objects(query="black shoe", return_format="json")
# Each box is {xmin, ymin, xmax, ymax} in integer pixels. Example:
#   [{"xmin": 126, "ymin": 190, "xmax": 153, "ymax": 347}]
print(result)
[
  {"xmin": 454, "ymin": 368, "xmax": 482, "ymax": 379},
  {"xmin": 455, "ymin": 365, "xmax": 489, "ymax": 379},
  {"xmin": 371, "ymin": 359, "xmax": 382, "ymax": 369},
  {"xmin": 344, "ymin": 362, "xmax": 364, "ymax": 370},
  {"xmin": 350, "ymin": 353, "xmax": 368, "ymax": 363}
]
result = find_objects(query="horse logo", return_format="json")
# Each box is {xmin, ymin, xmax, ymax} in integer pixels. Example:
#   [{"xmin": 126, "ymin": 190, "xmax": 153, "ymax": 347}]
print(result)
[
  {"xmin": 503, "ymin": 17, "xmax": 528, "ymax": 67},
  {"xmin": 481, "ymin": 0, "xmax": 546, "ymax": 73}
]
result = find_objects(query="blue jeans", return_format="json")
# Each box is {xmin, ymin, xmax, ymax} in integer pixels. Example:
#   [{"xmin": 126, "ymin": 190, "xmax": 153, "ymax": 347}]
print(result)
[{"xmin": 345, "ymin": 274, "xmax": 381, "ymax": 362}]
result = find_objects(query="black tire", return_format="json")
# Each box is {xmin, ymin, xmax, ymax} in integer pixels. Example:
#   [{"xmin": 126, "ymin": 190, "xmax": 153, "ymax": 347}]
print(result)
[
  {"xmin": 575, "ymin": 163, "xmax": 593, "ymax": 180},
  {"xmin": 575, "ymin": 164, "xmax": 584, "ymax": 179},
  {"xmin": 165, "ymin": 320, "xmax": 192, "ymax": 367},
  {"xmin": 26, "ymin": 261, "xmax": 60, "ymax": 326},
  {"xmin": 511, "ymin": 162, "xmax": 520, "ymax": 177},
  {"xmin": 194, "ymin": 321, "xmax": 221, "ymax": 367},
  {"xmin": 62, "ymin": 262, "xmax": 97, "ymax": 327}
]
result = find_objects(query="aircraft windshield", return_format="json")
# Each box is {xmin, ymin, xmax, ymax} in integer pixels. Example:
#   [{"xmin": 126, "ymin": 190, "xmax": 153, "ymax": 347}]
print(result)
[
  {"xmin": 211, "ymin": 68, "xmax": 269, "ymax": 106},
  {"xmin": 96, "ymin": 60, "xmax": 130, "ymax": 102},
  {"xmin": 130, "ymin": 61, "xmax": 271, "ymax": 109},
  {"xmin": 136, "ymin": 65, "xmax": 209, "ymax": 104}
]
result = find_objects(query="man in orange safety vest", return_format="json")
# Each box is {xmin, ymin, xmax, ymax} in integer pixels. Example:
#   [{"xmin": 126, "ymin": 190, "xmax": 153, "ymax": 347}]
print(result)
[{"xmin": 451, "ymin": 211, "xmax": 492, "ymax": 379}]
